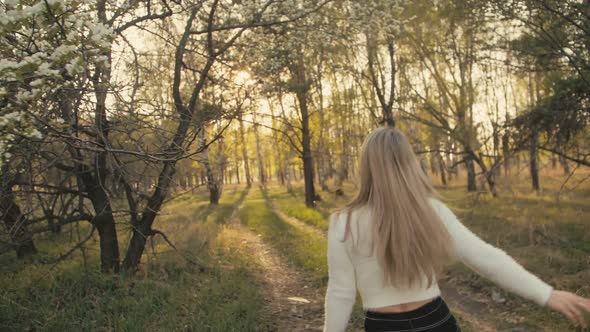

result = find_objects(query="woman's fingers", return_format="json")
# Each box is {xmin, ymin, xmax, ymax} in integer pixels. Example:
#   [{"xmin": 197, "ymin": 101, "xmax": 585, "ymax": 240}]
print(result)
[
  {"xmin": 547, "ymin": 290, "xmax": 590, "ymax": 328},
  {"xmin": 579, "ymin": 297, "xmax": 590, "ymax": 313},
  {"xmin": 573, "ymin": 297, "xmax": 590, "ymax": 327},
  {"xmin": 567, "ymin": 303, "xmax": 586, "ymax": 328},
  {"xmin": 561, "ymin": 306, "xmax": 579, "ymax": 326}
]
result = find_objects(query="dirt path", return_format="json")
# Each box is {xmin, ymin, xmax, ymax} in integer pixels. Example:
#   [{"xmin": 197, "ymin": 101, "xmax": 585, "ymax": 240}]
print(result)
[
  {"xmin": 228, "ymin": 200, "xmax": 329, "ymax": 332},
  {"xmin": 439, "ymin": 283, "xmax": 498, "ymax": 332}
]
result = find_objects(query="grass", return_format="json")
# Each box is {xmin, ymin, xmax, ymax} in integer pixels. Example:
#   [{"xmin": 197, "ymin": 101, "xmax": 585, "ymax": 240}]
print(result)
[{"xmin": 0, "ymin": 185, "xmax": 268, "ymax": 332}]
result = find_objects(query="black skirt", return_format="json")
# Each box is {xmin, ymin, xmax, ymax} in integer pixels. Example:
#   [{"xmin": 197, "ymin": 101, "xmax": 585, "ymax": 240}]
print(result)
[{"xmin": 364, "ymin": 297, "xmax": 461, "ymax": 332}]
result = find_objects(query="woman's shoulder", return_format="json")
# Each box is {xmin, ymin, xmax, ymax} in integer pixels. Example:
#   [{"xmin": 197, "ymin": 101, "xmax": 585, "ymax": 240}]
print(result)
[
  {"xmin": 329, "ymin": 207, "xmax": 370, "ymax": 237},
  {"xmin": 327, "ymin": 211, "xmax": 347, "ymax": 242},
  {"xmin": 427, "ymin": 197, "xmax": 460, "ymax": 227},
  {"xmin": 329, "ymin": 206, "xmax": 368, "ymax": 224},
  {"xmin": 329, "ymin": 210, "xmax": 348, "ymax": 229},
  {"xmin": 428, "ymin": 197, "xmax": 444, "ymax": 211}
]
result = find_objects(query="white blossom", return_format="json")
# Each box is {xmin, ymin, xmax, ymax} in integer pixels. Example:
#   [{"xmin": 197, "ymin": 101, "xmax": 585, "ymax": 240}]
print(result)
[
  {"xmin": 30, "ymin": 79, "xmax": 44, "ymax": 87},
  {"xmin": 51, "ymin": 44, "xmax": 78, "ymax": 60}
]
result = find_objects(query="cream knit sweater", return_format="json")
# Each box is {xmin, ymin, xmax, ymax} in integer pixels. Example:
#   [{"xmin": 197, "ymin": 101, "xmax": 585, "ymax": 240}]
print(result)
[{"xmin": 323, "ymin": 198, "xmax": 553, "ymax": 332}]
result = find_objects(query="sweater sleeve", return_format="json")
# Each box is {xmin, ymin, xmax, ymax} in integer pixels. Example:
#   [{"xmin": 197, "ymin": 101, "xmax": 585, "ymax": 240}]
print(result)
[
  {"xmin": 431, "ymin": 199, "xmax": 553, "ymax": 307},
  {"xmin": 324, "ymin": 213, "xmax": 357, "ymax": 332}
]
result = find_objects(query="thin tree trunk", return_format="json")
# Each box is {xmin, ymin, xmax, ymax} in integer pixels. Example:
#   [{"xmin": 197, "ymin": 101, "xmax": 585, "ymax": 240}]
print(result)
[
  {"xmin": 466, "ymin": 156, "xmax": 477, "ymax": 192},
  {"xmin": 528, "ymin": 73, "xmax": 540, "ymax": 192},
  {"xmin": 438, "ymin": 153, "xmax": 447, "ymax": 186},
  {"xmin": 492, "ymin": 122, "xmax": 501, "ymax": 177},
  {"xmin": 253, "ymin": 112, "xmax": 266, "ymax": 185},
  {"xmin": 238, "ymin": 114, "xmax": 251, "ymax": 188},
  {"xmin": 234, "ymin": 131, "xmax": 241, "ymax": 184},
  {"xmin": 268, "ymin": 101, "xmax": 284, "ymax": 186},
  {"xmin": 530, "ymin": 130, "xmax": 540, "ymax": 191},
  {"xmin": 502, "ymin": 119, "xmax": 510, "ymax": 176},
  {"xmin": 201, "ymin": 129, "xmax": 220, "ymax": 204},
  {"xmin": 315, "ymin": 54, "xmax": 329, "ymax": 191},
  {"xmin": 560, "ymin": 155, "xmax": 570, "ymax": 175},
  {"xmin": 285, "ymin": 149, "xmax": 293, "ymax": 193}
]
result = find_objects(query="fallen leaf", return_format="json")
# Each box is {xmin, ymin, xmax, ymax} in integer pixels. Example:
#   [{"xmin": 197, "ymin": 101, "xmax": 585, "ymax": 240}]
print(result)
[{"xmin": 288, "ymin": 297, "xmax": 310, "ymax": 303}]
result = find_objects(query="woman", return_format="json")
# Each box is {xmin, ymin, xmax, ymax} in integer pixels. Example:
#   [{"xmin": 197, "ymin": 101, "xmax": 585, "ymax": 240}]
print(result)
[{"xmin": 324, "ymin": 127, "xmax": 590, "ymax": 332}]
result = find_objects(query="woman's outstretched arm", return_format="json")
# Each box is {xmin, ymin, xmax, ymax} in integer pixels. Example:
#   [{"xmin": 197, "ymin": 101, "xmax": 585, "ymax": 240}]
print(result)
[{"xmin": 431, "ymin": 199, "xmax": 590, "ymax": 328}]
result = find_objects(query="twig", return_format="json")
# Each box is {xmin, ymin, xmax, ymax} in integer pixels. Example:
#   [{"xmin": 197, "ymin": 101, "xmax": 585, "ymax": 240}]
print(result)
[{"xmin": 556, "ymin": 163, "xmax": 581, "ymax": 200}]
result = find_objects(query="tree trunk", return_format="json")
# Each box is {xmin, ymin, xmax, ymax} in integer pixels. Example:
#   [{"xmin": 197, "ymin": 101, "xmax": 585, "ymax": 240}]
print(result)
[
  {"xmin": 88, "ymin": 184, "xmax": 121, "ymax": 272},
  {"xmin": 253, "ymin": 112, "xmax": 266, "ymax": 185},
  {"xmin": 445, "ymin": 136, "xmax": 454, "ymax": 181},
  {"xmin": 492, "ymin": 123, "xmax": 501, "ymax": 177},
  {"xmin": 315, "ymin": 58, "xmax": 329, "ymax": 192},
  {"xmin": 528, "ymin": 73, "xmax": 540, "ymax": 192},
  {"xmin": 560, "ymin": 155, "xmax": 570, "ymax": 175},
  {"xmin": 201, "ymin": 129, "xmax": 221, "ymax": 205},
  {"xmin": 0, "ymin": 171, "xmax": 37, "ymax": 258},
  {"xmin": 92, "ymin": 2, "xmax": 120, "ymax": 273},
  {"xmin": 336, "ymin": 110, "xmax": 348, "ymax": 187},
  {"xmin": 298, "ymin": 84, "xmax": 316, "ymax": 206},
  {"xmin": 238, "ymin": 114, "xmax": 251, "ymax": 188},
  {"xmin": 290, "ymin": 50, "xmax": 316, "ymax": 207},
  {"xmin": 438, "ymin": 153, "xmax": 447, "ymax": 186},
  {"xmin": 502, "ymin": 129, "xmax": 510, "ymax": 176},
  {"xmin": 233, "ymin": 131, "xmax": 239, "ymax": 184},
  {"xmin": 268, "ymin": 101, "xmax": 284, "ymax": 186},
  {"xmin": 285, "ymin": 149, "xmax": 293, "ymax": 193},
  {"xmin": 472, "ymin": 153, "xmax": 498, "ymax": 197},
  {"xmin": 430, "ymin": 152, "xmax": 438, "ymax": 175},
  {"xmin": 466, "ymin": 156, "xmax": 477, "ymax": 192},
  {"xmin": 123, "ymin": 161, "xmax": 176, "ymax": 270},
  {"xmin": 529, "ymin": 129, "xmax": 540, "ymax": 191}
]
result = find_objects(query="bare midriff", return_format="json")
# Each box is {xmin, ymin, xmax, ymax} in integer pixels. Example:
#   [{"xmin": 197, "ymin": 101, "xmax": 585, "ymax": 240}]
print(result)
[{"xmin": 368, "ymin": 297, "xmax": 436, "ymax": 313}]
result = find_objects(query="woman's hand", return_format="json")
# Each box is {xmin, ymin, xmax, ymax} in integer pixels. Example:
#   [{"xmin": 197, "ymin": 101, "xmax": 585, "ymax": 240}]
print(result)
[{"xmin": 546, "ymin": 290, "xmax": 590, "ymax": 328}]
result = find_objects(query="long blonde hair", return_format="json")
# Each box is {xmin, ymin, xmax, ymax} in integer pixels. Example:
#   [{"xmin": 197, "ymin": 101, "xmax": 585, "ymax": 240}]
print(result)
[{"xmin": 342, "ymin": 127, "xmax": 453, "ymax": 288}]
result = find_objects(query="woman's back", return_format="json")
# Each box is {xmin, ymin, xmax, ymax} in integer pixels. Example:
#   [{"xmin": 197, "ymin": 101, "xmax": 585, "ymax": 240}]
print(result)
[{"xmin": 329, "ymin": 205, "xmax": 441, "ymax": 309}]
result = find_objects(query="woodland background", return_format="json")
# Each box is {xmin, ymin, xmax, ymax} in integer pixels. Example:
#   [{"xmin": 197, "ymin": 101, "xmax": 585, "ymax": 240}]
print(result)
[{"xmin": 0, "ymin": 0, "xmax": 588, "ymax": 331}]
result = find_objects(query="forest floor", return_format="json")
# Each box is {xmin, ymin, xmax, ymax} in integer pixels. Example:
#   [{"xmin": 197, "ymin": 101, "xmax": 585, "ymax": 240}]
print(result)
[{"xmin": 1, "ymin": 170, "xmax": 588, "ymax": 331}]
